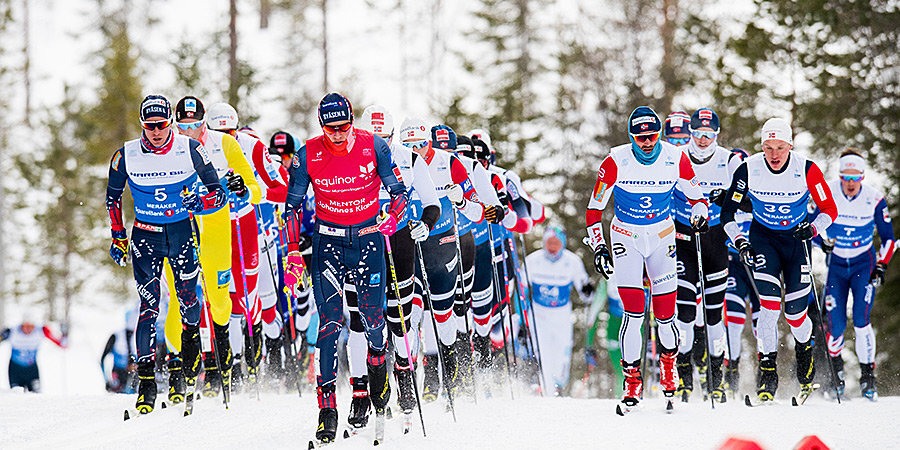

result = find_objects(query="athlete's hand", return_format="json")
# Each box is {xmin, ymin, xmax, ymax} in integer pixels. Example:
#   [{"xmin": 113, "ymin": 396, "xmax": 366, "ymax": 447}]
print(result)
[
  {"xmin": 181, "ymin": 189, "xmax": 203, "ymax": 213},
  {"xmin": 297, "ymin": 234, "xmax": 312, "ymax": 253},
  {"xmin": 377, "ymin": 209, "xmax": 399, "ymax": 236},
  {"xmin": 497, "ymin": 189, "xmax": 511, "ymax": 207},
  {"xmin": 484, "ymin": 205, "xmax": 505, "ymax": 224},
  {"xmin": 409, "ymin": 220, "xmax": 430, "ymax": 242},
  {"xmin": 592, "ymin": 243, "xmax": 614, "ymax": 279},
  {"xmin": 869, "ymin": 262, "xmax": 887, "ymax": 287},
  {"xmin": 581, "ymin": 283, "xmax": 595, "ymax": 298},
  {"xmin": 820, "ymin": 239, "xmax": 835, "ymax": 255},
  {"xmin": 109, "ymin": 230, "xmax": 128, "ymax": 267},
  {"xmin": 709, "ymin": 188, "xmax": 726, "ymax": 207},
  {"xmin": 285, "ymin": 252, "xmax": 310, "ymax": 293},
  {"xmin": 735, "ymin": 237, "xmax": 754, "ymax": 268},
  {"xmin": 793, "ymin": 222, "xmax": 817, "ymax": 241},
  {"xmin": 444, "ymin": 184, "xmax": 465, "ymax": 206},
  {"xmin": 690, "ymin": 215, "xmax": 709, "ymax": 233},
  {"xmin": 225, "ymin": 170, "xmax": 248, "ymax": 199}
]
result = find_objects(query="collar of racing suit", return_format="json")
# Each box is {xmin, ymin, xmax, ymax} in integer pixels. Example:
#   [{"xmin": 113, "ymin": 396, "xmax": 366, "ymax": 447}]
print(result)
[
  {"xmin": 140, "ymin": 129, "xmax": 175, "ymax": 155},
  {"xmin": 322, "ymin": 128, "xmax": 356, "ymax": 156},
  {"xmin": 688, "ymin": 138, "xmax": 716, "ymax": 164}
]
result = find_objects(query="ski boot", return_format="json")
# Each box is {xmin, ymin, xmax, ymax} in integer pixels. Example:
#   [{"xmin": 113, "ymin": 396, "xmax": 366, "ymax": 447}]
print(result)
[
  {"xmin": 620, "ymin": 361, "xmax": 643, "ymax": 410},
  {"xmin": 316, "ymin": 406, "xmax": 339, "ymax": 444},
  {"xmin": 232, "ymin": 356, "xmax": 244, "ymax": 394},
  {"xmin": 265, "ymin": 334, "xmax": 284, "ymax": 387},
  {"xmin": 472, "ymin": 334, "xmax": 493, "ymax": 371},
  {"xmin": 245, "ymin": 322, "xmax": 263, "ymax": 385},
  {"xmin": 439, "ymin": 341, "xmax": 459, "ymax": 398},
  {"xmin": 167, "ymin": 356, "xmax": 186, "ymax": 404},
  {"xmin": 675, "ymin": 352, "xmax": 693, "ymax": 402},
  {"xmin": 756, "ymin": 352, "xmax": 778, "ymax": 402},
  {"xmin": 215, "ymin": 323, "xmax": 233, "ymax": 403},
  {"xmin": 709, "ymin": 353, "xmax": 727, "ymax": 402},
  {"xmin": 135, "ymin": 361, "xmax": 157, "ymax": 414},
  {"xmin": 860, "ymin": 362, "xmax": 878, "ymax": 401},
  {"xmin": 826, "ymin": 355, "xmax": 845, "ymax": 400},
  {"xmin": 794, "ymin": 338, "xmax": 815, "ymax": 392},
  {"xmin": 724, "ymin": 358, "xmax": 740, "ymax": 396},
  {"xmin": 394, "ymin": 359, "xmax": 417, "ymax": 414},
  {"xmin": 182, "ymin": 325, "xmax": 202, "ymax": 400},
  {"xmin": 659, "ymin": 349, "xmax": 678, "ymax": 396},
  {"xmin": 367, "ymin": 347, "xmax": 391, "ymax": 412},
  {"xmin": 347, "ymin": 376, "xmax": 371, "ymax": 429},
  {"xmin": 453, "ymin": 331, "xmax": 474, "ymax": 395},
  {"xmin": 202, "ymin": 353, "xmax": 222, "ymax": 398},
  {"xmin": 422, "ymin": 352, "xmax": 440, "ymax": 402}
]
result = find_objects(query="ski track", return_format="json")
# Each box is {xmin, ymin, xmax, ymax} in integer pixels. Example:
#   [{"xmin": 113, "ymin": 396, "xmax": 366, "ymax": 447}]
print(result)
[{"xmin": 0, "ymin": 390, "xmax": 896, "ymax": 449}]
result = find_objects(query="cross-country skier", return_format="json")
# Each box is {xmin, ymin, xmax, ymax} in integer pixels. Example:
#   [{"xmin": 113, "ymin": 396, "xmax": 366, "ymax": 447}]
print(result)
[
  {"xmin": 282, "ymin": 93, "xmax": 408, "ymax": 444},
  {"xmin": 101, "ymin": 308, "xmax": 138, "ymax": 393},
  {"xmin": 585, "ymin": 106, "xmax": 709, "ymax": 413},
  {"xmin": 664, "ymin": 111, "xmax": 691, "ymax": 146},
  {"xmin": 524, "ymin": 225, "xmax": 592, "ymax": 395},
  {"xmin": 672, "ymin": 108, "xmax": 742, "ymax": 403},
  {"xmin": 106, "ymin": 94, "xmax": 227, "ymax": 413},
  {"xmin": 720, "ymin": 118, "xmax": 838, "ymax": 403},
  {"xmin": 1, "ymin": 311, "xmax": 67, "ymax": 392},
  {"xmin": 811, "ymin": 148, "xmax": 894, "ymax": 401}
]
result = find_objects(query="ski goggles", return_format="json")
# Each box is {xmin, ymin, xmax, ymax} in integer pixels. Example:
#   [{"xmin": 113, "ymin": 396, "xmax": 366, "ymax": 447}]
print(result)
[
  {"xmin": 666, "ymin": 136, "xmax": 690, "ymax": 146},
  {"xmin": 176, "ymin": 121, "xmax": 204, "ymax": 131},
  {"xmin": 691, "ymin": 129, "xmax": 718, "ymax": 140},
  {"xmin": 402, "ymin": 139, "xmax": 429, "ymax": 150},
  {"xmin": 631, "ymin": 132, "xmax": 659, "ymax": 144},
  {"xmin": 322, "ymin": 122, "xmax": 353, "ymax": 134},
  {"xmin": 141, "ymin": 119, "xmax": 171, "ymax": 131},
  {"xmin": 840, "ymin": 173, "xmax": 864, "ymax": 182}
]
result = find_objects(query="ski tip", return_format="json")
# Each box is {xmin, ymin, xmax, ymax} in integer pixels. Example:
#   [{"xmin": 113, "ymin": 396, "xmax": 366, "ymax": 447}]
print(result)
[
  {"xmin": 666, "ymin": 401, "xmax": 674, "ymax": 412},
  {"xmin": 744, "ymin": 395, "xmax": 752, "ymax": 407},
  {"xmin": 615, "ymin": 404, "xmax": 624, "ymax": 416},
  {"xmin": 123, "ymin": 410, "xmax": 130, "ymax": 421},
  {"xmin": 343, "ymin": 430, "xmax": 350, "ymax": 439},
  {"xmin": 161, "ymin": 401, "xmax": 167, "ymax": 409},
  {"xmin": 386, "ymin": 407, "xmax": 392, "ymax": 420},
  {"xmin": 308, "ymin": 441, "xmax": 315, "ymax": 450},
  {"xmin": 373, "ymin": 439, "xmax": 381, "ymax": 446},
  {"xmin": 791, "ymin": 397, "xmax": 799, "ymax": 407}
]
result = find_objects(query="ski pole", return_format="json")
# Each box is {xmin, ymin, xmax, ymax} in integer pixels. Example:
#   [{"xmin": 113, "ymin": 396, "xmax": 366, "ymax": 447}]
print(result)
[
  {"xmin": 500, "ymin": 238, "xmax": 519, "ymax": 374},
  {"xmin": 450, "ymin": 208, "xmax": 478, "ymax": 403},
  {"xmin": 384, "ymin": 232, "xmax": 427, "ymax": 436},
  {"xmin": 802, "ymin": 239, "xmax": 842, "ymax": 404},
  {"xmin": 486, "ymin": 225, "xmax": 515, "ymax": 399},
  {"xmin": 259, "ymin": 205, "xmax": 302, "ymax": 398},
  {"xmin": 231, "ymin": 192, "xmax": 261, "ymax": 400},
  {"xmin": 695, "ymin": 231, "xmax": 716, "ymax": 409},
  {"xmin": 516, "ymin": 234, "xmax": 546, "ymax": 396},
  {"xmin": 182, "ymin": 186, "xmax": 229, "ymax": 410},
  {"xmin": 414, "ymin": 240, "xmax": 457, "ymax": 421},
  {"xmin": 277, "ymin": 210, "xmax": 306, "ymax": 386}
]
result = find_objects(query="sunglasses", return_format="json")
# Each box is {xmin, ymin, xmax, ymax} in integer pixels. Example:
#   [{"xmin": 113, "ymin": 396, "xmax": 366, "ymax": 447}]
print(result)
[
  {"xmin": 323, "ymin": 122, "xmax": 353, "ymax": 134},
  {"xmin": 176, "ymin": 121, "xmax": 204, "ymax": 131},
  {"xmin": 142, "ymin": 119, "xmax": 171, "ymax": 131},
  {"xmin": 402, "ymin": 140, "xmax": 429, "ymax": 150},
  {"xmin": 840, "ymin": 174, "xmax": 864, "ymax": 182},
  {"xmin": 667, "ymin": 137, "xmax": 690, "ymax": 146},
  {"xmin": 691, "ymin": 129, "xmax": 718, "ymax": 140},
  {"xmin": 631, "ymin": 133, "xmax": 659, "ymax": 143}
]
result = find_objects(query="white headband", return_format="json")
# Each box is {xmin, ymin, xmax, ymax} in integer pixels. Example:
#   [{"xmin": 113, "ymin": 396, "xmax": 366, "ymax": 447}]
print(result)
[{"xmin": 839, "ymin": 154, "xmax": 866, "ymax": 174}]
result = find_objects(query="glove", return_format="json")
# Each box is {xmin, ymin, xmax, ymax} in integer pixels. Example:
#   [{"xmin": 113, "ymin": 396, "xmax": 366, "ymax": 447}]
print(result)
[
  {"xmin": 497, "ymin": 189, "xmax": 511, "ymax": 207},
  {"xmin": 181, "ymin": 189, "xmax": 203, "ymax": 213},
  {"xmin": 869, "ymin": 262, "xmax": 887, "ymax": 287},
  {"xmin": 225, "ymin": 170, "xmax": 248, "ymax": 199},
  {"xmin": 285, "ymin": 252, "xmax": 310, "ymax": 293},
  {"xmin": 409, "ymin": 220, "xmax": 430, "ymax": 242},
  {"xmin": 585, "ymin": 348, "xmax": 597, "ymax": 367},
  {"xmin": 793, "ymin": 222, "xmax": 817, "ymax": 241},
  {"xmin": 690, "ymin": 215, "xmax": 709, "ymax": 233},
  {"xmin": 377, "ymin": 207, "xmax": 399, "ymax": 236},
  {"xmin": 593, "ymin": 243, "xmax": 614, "ymax": 279},
  {"xmin": 445, "ymin": 184, "xmax": 465, "ymax": 206},
  {"xmin": 109, "ymin": 230, "xmax": 128, "ymax": 267},
  {"xmin": 709, "ymin": 188, "xmax": 726, "ymax": 207},
  {"xmin": 735, "ymin": 237, "xmax": 754, "ymax": 268},
  {"xmin": 484, "ymin": 205, "xmax": 505, "ymax": 224},
  {"xmin": 820, "ymin": 239, "xmax": 835, "ymax": 255},
  {"xmin": 581, "ymin": 283, "xmax": 595, "ymax": 298},
  {"xmin": 297, "ymin": 234, "xmax": 312, "ymax": 253}
]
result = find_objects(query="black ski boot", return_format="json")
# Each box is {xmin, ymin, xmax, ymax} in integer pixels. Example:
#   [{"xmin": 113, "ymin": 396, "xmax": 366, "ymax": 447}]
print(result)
[
  {"xmin": 214, "ymin": 323, "xmax": 233, "ymax": 403},
  {"xmin": 182, "ymin": 325, "xmax": 202, "ymax": 395},
  {"xmin": 422, "ymin": 352, "xmax": 440, "ymax": 402},
  {"xmin": 473, "ymin": 334, "xmax": 493, "ymax": 371},
  {"xmin": 756, "ymin": 352, "xmax": 778, "ymax": 401},
  {"xmin": 439, "ymin": 341, "xmax": 459, "ymax": 397},
  {"xmin": 795, "ymin": 338, "xmax": 815, "ymax": 388},
  {"xmin": 167, "ymin": 356, "xmax": 186, "ymax": 404},
  {"xmin": 347, "ymin": 376, "xmax": 371, "ymax": 429},
  {"xmin": 265, "ymin": 334, "xmax": 284, "ymax": 386},
  {"xmin": 367, "ymin": 347, "xmax": 391, "ymax": 413},
  {"xmin": 860, "ymin": 362, "xmax": 877, "ymax": 401},
  {"xmin": 245, "ymin": 322, "xmax": 263, "ymax": 384},
  {"xmin": 709, "ymin": 353, "xmax": 726, "ymax": 402},
  {"xmin": 692, "ymin": 328, "xmax": 708, "ymax": 396},
  {"xmin": 724, "ymin": 358, "xmax": 740, "ymax": 396},
  {"xmin": 202, "ymin": 352, "xmax": 222, "ymax": 398},
  {"xmin": 394, "ymin": 358, "xmax": 417, "ymax": 413},
  {"xmin": 136, "ymin": 361, "xmax": 157, "ymax": 414},
  {"xmin": 828, "ymin": 355, "xmax": 845, "ymax": 400},
  {"xmin": 232, "ymin": 356, "xmax": 244, "ymax": 394},
  {"xmin": 316, "ymin": 406, "xmax": 339, "ymax": 443},
  {"xmin": 675, "ymin": 352, "xmax": 693, "ymax": 402},
  {"xmin": 453, "ymin": 331, "xmax": 474, "ymax": 395}
]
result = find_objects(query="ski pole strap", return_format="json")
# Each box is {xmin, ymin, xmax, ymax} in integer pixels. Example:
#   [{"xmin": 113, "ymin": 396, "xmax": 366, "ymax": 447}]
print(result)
[{"xmin": 283, "ymin": 204, "xmax": 303, "ymax": 253}]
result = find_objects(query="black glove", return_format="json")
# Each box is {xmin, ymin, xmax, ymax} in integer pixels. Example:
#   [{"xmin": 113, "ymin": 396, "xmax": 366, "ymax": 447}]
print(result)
[
  {"xmin": 793, "ymin": 222, "xmax": 816, "ymax": 241},
  {"xmin": 735, "ymin": 237, "xmax": 754, "ymax": 268},
  {"xmin": 297, "ymin": 234, "xmax": 312, "ymax": 253},
  {"xmin": 226, "ymin": 171, "xmax": 248, "ymax": 198},
  {"xmin": 691, "ymin": 215, "xmax": 709, "ymax": 233},
  {"xmin": 593, "ymin": 243, "xmax": 614, "ymax": 279},
  {"xmin": 497, "ymin": 190, "xmax": 511, "ymax": 207},
  {"xmin": 869, "ymin": 262, "xmax": 886, "ymax": 287},
  {"xmin": 581, "ymin": 283, "xmax": 595, "ymax": 298},
  {"xmin": 709, "ymin": 189, "xmax": 726, "ymax": 207},
  {"xmin": 484, "ymin": 205, "xmax": 505, "ymax": 224},
  {"xmin": 820, "ymin": 239, "xmax": 835, "ymax": 255}
]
